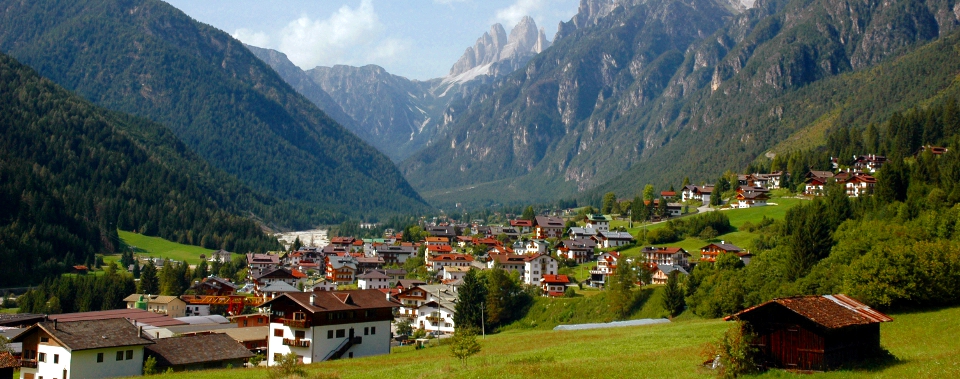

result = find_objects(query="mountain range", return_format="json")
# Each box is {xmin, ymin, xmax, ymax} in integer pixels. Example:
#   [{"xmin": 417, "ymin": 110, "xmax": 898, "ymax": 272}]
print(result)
[{"xmin": 0, "ymin": 0, "xmax": 430, "ymax": 226}]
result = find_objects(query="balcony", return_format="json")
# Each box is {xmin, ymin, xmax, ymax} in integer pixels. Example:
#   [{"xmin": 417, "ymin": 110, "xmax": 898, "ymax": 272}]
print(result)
[
  {"xmin": 283, "ymin": 338, "xmax": 311, "ymax": 347},
  {"xmin": 280, "ymin": 318, "xmax": 310, "ymax": 328},
  {"xmin": 425, "ymin": 316, "xmax": 445, "ymax": 323},
  {"xmin": 20, "ymin": 359, "xmax": 37, "ymax": 368}
]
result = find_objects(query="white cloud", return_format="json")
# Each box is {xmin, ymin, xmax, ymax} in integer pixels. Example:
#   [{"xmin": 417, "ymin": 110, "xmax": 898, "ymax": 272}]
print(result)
[
  {"xmin": 495, "ymin": 0, "xmax": 545, "ymax": 28},
  {"xmin": 367, "ymin": 38, "xmax": 410, "ymax": 61},
  {"xmin": 232, "ymin": 28, "xmax": 271, "ymax": 48},
  {"xmin": 277, "ymin": 0, "xmax": 384, "ymax": 69}
]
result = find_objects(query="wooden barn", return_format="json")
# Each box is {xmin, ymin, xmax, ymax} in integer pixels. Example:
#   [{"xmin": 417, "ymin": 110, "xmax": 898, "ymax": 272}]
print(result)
[{"xmin": 725, "ymin": 294, "xmax": 892, "ymax": 371}]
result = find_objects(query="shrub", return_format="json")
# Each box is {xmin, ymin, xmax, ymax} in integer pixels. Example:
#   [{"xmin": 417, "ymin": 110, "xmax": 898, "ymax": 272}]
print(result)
[{"xmin": 704, "ymin": 322, "xmax": 759, "ymax": 378}]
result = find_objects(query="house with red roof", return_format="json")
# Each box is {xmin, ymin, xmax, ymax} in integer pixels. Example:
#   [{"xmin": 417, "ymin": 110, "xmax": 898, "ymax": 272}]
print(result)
[
  {"xmin": 640, "ymin": 246, "xmax": 690, "ymax": 268},
  {"xmin": 540, "ymin": 275, "xmax": 571, "ymax": 297},
  {"xmin": 589, "ymin": 252, "xmax": 619, "ymax": 286},
  {"xmin": 509, "ymin": 219, "xmax": 533, "ymax": 233},
  {"xmin": 425, "ymin": 253, "xmax": 473, "ymax": 272}
]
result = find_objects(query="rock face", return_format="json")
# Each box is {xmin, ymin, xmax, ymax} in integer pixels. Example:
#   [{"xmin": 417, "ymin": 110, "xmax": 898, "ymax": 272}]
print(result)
[
  {"xmin": 400, "ymin": 0, "xmax": 960, "ymax": 208},
  {"xmin": 244, "ymin": 45, "xmax": 365, "ymax": 141},
  {"xmin": 447, "ymin": 17, "xmax": 552, "ymax": 83}
]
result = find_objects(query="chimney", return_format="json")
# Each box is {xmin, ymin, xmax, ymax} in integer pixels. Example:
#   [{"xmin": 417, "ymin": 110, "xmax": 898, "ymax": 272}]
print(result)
[
  {"xmin": 138, "ymin": 326, "xmax": 143, "ymax": 336},
  {"xmin": 54, "ymin": 319, "xmax": 58, "ymax": 330},
  {"xmin": 309, "ymin": 294, "xmax": 316, "ymax": 306}
]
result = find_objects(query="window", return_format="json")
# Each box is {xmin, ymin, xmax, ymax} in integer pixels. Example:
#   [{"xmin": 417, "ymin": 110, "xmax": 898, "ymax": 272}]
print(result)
[
  {"xmin": 38, "ymin": 352, "xmax": 46, "ymax": 362},
  {"xmin": 243, "ymin": 320, "xmax": 248, "ymax": 327},
  {"xmin": 40, "ymin": 337, "xmax": 49, "ymax": 343},
  {"xmin": 327, "ymin": 330, "xmax": 333, "ymax": 339},
  {"xmin": 97, "ymin": 353, "xmax": 104, "ymax": 363},
  {"xmin": 336, "ymin": 329, "xmax": 345, "ymax": 338},
  {"xmin": 363, "ymin": 327, "xmax": 368, "ymax": 335},
  {"xmin": 116, "ymin": 351, "xmax": 124, "ymax": 361},
  {"xmin": 273, "ymin": 329, "xmax": 283, "ymax": 337},
  {"xmin": 371, "ymin": 326, "xmax": 376, "ymax": 335},
  {"xmin": 126, "ymin": 350, "xmax": 133, "ymax": 360},
  {"xmin": 53, "ymin": 354, "xmax": 59, "ymax": 364},
  {"xmin": 294, "ymin": 331, "xmax": 305, "ymax": 339}
]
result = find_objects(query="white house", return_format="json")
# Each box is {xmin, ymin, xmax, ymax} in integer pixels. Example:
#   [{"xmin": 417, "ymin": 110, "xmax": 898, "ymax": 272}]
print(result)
[
  {"xmin": 594, "ymin": 231, "xmax": 635, "ymax": 249},
  {"xmin": 357, "ymin": 270, "xmax": 390, "ymax": 290},
  {"xmin": 584, "ymin": 214, "xmax": 611, "ymax": 232},
  {"xmin": 260, "ymin": 291, "xmax": 398, "ymax": 365},
  {"xmin": 640, "ymin": 247, "xmax": 690, "ymax": 268},
  {"xmin": 487, "ymin": 253, "xmax": 558, "ymax": 286},
  {"xmin": 14, "ymin": 318, "xmax": 154, "ymax": 379},
  {"xmin": 415, "ymin": 300, "xmax": 456, "ymax": 334}
]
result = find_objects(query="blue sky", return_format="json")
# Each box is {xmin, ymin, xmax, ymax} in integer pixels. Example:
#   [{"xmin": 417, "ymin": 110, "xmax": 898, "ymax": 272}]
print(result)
[{"xmin": 162, "ymin": 0, "xmax": 581, "ymax": 80}]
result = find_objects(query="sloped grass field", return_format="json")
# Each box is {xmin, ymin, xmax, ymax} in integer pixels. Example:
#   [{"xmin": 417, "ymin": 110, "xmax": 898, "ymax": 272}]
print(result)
[
  {"xmin": 115, "ymin": 230, "xmax": 215, "ymax": 265},
  {"xmin": 149, "ymin": 306, "xmax": 960, "ymax": 379}
]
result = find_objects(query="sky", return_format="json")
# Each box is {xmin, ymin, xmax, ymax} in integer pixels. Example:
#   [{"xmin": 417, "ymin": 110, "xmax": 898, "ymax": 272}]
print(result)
[{"xmin": 162, "ymin": 0, "xmax": 581, "ymax": 81}]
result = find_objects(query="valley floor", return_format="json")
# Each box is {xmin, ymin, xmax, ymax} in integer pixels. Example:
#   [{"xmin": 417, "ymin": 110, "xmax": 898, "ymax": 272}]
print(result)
[{"xmin": 147, "ymin": 305, "xmax": 960, "ymax": 379}]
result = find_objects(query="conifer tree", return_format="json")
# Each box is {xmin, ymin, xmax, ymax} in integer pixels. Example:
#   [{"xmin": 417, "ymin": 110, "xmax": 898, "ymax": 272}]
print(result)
[{"xmin": 139, "ymin": 261, "xmax": 159, "ymax": 294}]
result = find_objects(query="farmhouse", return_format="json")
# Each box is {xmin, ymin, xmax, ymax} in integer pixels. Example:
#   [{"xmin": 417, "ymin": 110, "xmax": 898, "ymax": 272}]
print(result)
[
  {"xmin": 534, "ymin": 216, "xmax": 565, "ymax": 239},
  {"xmin": 14, "ymin": 318, "xmax": 154, "ymax": 379},
  {"xmin": 699, "ymin": 242, "xmax": 743, "ymax": 263},
  {"xmin": 594, "ymin": 231, "xmax": 636, "ymax": 248},
  {"xmin": 584, "ymin": 214, "xmax": 611, "ymax": 232},
  {"xmin": 540, "ymin": 274, "xmax": 571, "ymax": 297},
  {"xmin": 123, "ymin": 295, "xmax": 188, "ymax": 318},
  {"xmin": 641, "ymin": 247, "xmax": 690, "ymax": 268},
  {"xmin": 260, "ymin": 290, "xmax": 398, "ymax": 365},
  {"xmin": 725, "ymin": 294, "xmax": 893, "ymax": 371},
  {"xmin": 651, "ymin": 264, "xmax": 689, "ymax": 285}
]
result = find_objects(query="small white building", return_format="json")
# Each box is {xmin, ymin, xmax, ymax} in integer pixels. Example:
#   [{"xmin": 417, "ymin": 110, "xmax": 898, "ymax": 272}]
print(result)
[
  {"xmin": 260, "ymin": 291, "xmax": 398, "ymax": 365},
  {"xmin": 14, "ymin": 318, "xmax": 154, "ymax": 379}
]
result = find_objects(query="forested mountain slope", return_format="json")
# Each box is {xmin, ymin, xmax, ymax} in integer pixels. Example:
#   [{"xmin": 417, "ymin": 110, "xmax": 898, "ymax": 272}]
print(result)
[
  {"xmin": 0, "ymin": 53, "xmax": 279, "ymax": 286},
  {"xmin": 400, "ymin": 0, "xmax": 960, "ymax": 207},
  {"xmin": 0, "ymin": 0, "xmax": 430, "ymax": 223}
]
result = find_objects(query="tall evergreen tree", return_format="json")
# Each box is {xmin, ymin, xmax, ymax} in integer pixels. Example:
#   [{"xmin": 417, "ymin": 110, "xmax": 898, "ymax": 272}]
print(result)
[
  {"xmin": 661, "ymin": 270, "xmax": 686, "ymax": 317},
  {"xmin": 454, "ymin": 269, "xmax": 488, "ymax": 332},
  {"xmin": 521, "ymin": 206, "xmax": 536, "ymax": 221},
  {"xmin": 139, "ymin": 261, "xmax": 159, "ymax": 294},
  {"xmin": 607, "ymin": 258, "xmax": 637, "ymax": 319}
]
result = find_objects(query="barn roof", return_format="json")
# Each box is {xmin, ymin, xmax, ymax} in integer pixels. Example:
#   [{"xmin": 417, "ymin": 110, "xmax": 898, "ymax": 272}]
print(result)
[{"xmin": 725, "ymin": 294, "xmax": 892, "ymax": 329}]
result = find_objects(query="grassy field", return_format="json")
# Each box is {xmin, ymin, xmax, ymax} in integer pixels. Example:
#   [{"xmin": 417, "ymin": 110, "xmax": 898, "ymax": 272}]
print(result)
[
  {"xmin": 149, "ymin": 306, "xmax": 960, "ymax": 379},
  {"xmin": 115, "ymin": 230, "xmax": 216, "ymax": 265}
]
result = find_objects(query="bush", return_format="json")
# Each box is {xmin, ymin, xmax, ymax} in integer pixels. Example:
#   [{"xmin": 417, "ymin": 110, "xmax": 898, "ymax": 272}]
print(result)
[{"xmin": 704, "ymin": 322, "xmax": 759, "ymax": 378}]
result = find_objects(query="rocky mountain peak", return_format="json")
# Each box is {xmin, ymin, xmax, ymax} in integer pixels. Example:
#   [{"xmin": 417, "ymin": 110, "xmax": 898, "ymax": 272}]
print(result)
[{"xmin": 447, "ymin": 17, "xmax": 551, "ymax": 82}]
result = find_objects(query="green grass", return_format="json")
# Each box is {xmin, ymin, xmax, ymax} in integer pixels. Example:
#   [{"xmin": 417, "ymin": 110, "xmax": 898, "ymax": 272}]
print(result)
[
  {"xmin": 502, "ymin": 286, "xmax": 671, "ymax": 331},
  {"xmin": 147, "ymin": 306, "xmax": 960, "ymax": 379},
  {"xmin": 117, "ymin": 230, "xmax": 216, "ymax": 265},
  {"xmin": 0, "ymin": 307, "xmax": 18, "ymax": 314}
]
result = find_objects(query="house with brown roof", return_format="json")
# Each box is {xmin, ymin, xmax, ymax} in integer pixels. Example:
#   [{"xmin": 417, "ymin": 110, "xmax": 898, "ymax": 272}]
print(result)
[
  {"xmin": 804, "ymin": 171, "xmax": 835, "ymax": 196},
  {"xmin": 357, "ymin": 270, "xmax": 390, "ymax": 290},
  {"xmin": 190, "ymin": 276, "xmax": 238, "ymax": 296},
  {"xmin": 650, "ymin": 264, "xmax": 689, "ymax": 285},
  {"xmin": 509, "ymin": 219, "xmax": 533, "ymax": 233},
  {"xmin": 699, "ymin": 242, "xmax": 745, "ymax": 263},
  {"xmin": 260, "ymin": 291, "xmax": 398, "ymax": 364},
  {"xmin": 556, "ymin": 238, "xmax": 596, "ymax": 263},
  {"xmin": 533, "ymin": 216, "xmax": 565, "ymax": 239},
  {"xmin": 373, "ymin": 245, "xmax": 416, "ymax": 265},
  {"xmin": 13, "ymin": 318, "xmax": 154, "ymax": 379},
  {"xmin": 842, "ymin": 172, "xmax": 877, "ymax": 197},
  {"xmin": 144, "ymin": 333, "xmax": 252, "ymax": 372},
  {"xmin": 123, "ymin": 295, "xmax": 188, "ymax": 318},
  {"xmin": 852, "ymin": 154, "xmax": 887, "ymax": 173},
  {"xmin": 735, "ymin": 191, "xmax": 770, "ymax": 208},
  {"xmin": 725, "ymin": 294, "xmax": 892, "ymax": 371},
  {"xmin": 426, "ymin": 253, "xmax": 474, "ymax": 272},
  {"xmin": 641, "ymin": 246, "xmax": 690, "ymax": 268},
  {"xmin": 593, "ymin": 231, "xmax": 636, "ymax": 248}
]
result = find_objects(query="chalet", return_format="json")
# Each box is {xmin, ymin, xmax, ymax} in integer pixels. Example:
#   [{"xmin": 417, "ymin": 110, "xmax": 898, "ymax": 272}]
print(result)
[
  {"xmin": 396, "ymin": 284, "xmax": 456, "ymax": 319},
  {"xmin": 661, "ymin": 190, "xmax": 677, "ymax": 200},
  {"xmin": 394, "ymin": 279, "xmax": 427, "ymax": 293},
  {"xmin": 852, "ymin": 154, "xmax": 887, "ymax": 173},
  {"xmin": 509, "ymin": 219, "xmax": 533, "ymax": 233},
  {"xmin": 144, "ymin": 333, "xmax": 252, "ymax": 372},
  {"xmin": 425, "ymin": 244, "xmax": 454, "ymax": 257},
  {"xmin": 252, "ymin": 268, "xmax": 304, "ymax": 294},
  {"xmin": 426, "ymin": 253, "xmax": 474, "ymax": 272},
  {"xmin": 534, "ymin": 216, "xmax": 565, "ymax": 239},
  {"xmin": 641, "ymin": 247, "xmax": 690, "ymax": 268},
  {"xmin": 919, "ymin": 145, "xmax": 949, "ymax": 156},
  {"xmin": 228, "ymin": 314, "xmax": 271, "ymax": 328},
  {"xmin": 590, "ymin": 252, "xmax": 619, "ymax": 286},
  {"xmin": 246, "ymin": 253, "xmax": 280, "ymax": 276},
  {"xmin": 326, "ymin": 255, "xmax": 358, "ymax": 285},
  {"xmin": 357, "ymin": 270, "xmax": 390, "ymax": 290},
  {"xmin": 488, "ymin": 226, "xmax": 522, "ymax": 241},
  {"xmin": 355, "ymin": 256, "xmax": 384, "ymax": 273},
  {"xmin": 302, "ymin": 278, "xmax": 337, "ymax": 292},
  {"xmin": 540, "ymin": 274, "xmax": 571, "ymax": 297},
  {"xmin": 725, "ymin": 294, "xmax": 893, "ymax": 371},
  {"xmin": 651, "ymin": 264, "xmax": 689, "ymax": 285},
  {"xmin": 699, "ymin": 242, "xmax": 743, "ymax": 263},
  {"xmin": 260, "ymin": 291, "xmax": 398, "ymax": 365},
  {"xmin": 416, "ymin": 300, "xmax": 456, "ymax": 334},
  {"xmin": 556, "ymin": 238, "xmax": 596, "ymax": 263},
  {"xmin": 584, "ymin": 214, "xmax": 611, "ymax": 232},
  {"xmin": 373, "ymin": 245, "xmax": 416, "ymax": 265},
  {"xmin": 191, "ymin": 276, "xmax": 238, "ymax": 296},
  {"xmin": 14, "ymin": 318, "xmax": 154, "ymax": 379},
  {"xmin": 329, "ymin": 236, "xmax": 356, "ymax": 248},
  {"xmin": 425, "ymin": 237, "xmax": 449, "ymax": 246},
  {"xmin": 260, "ymin": 281, "xmax": 301, "ymax": 299},
  {"xmin": 594, "ymin": 231, "xmax": 636, "ymax": 248},
  {"xmin": 805, "ymin": 171, "xmax": 835, "ymax": 196},
  {"xmin": 681, "ymin": 185, "xmax": 701, "ymax": 202},
  {"xmin": 567, "ymin": 226, "xmax": 599, "ymax": 240},
  {"xmin": 123, "ymin": 295, "xmax": 188, "ymax": 318},
  {"xmin": 487, "ymin": 253, "xmax": 558, "ymax": 286},
  {"xmin": 842, "ymin": 173, "xmax": 876, "ymax": 197},
  {"xmin": 442, "ymin": 266, "xmax": 471, "ymax": 282},
  {"xmin": 736, "ymin": 191, "xmax": 770, "ymax": 208}
]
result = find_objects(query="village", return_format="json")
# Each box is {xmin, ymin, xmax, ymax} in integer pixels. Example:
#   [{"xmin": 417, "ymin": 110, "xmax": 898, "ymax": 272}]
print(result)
[{"xmin": 0, "ymin": 151, "xmax": 922, "ymax": 379}]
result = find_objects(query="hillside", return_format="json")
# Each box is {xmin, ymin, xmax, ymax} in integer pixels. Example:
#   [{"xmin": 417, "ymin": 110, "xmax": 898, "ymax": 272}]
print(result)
[
  {"xmin": 147, "ymin": 305, "xmax": 960, "ymax": 378},
  {"xmin": 0, "ymin": 53, "xmax": 278, "ymax": 286},
  {"xmin": 0, "ymin": 0, "xmax": 430, "ymax": 224},
  {"xmin": 399, "ymin": 0, "xmax": 960, "ymax": 208}
]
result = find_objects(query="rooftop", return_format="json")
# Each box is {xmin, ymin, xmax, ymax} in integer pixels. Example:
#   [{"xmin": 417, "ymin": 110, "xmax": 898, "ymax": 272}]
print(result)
[{"xmin": 146, "ymin": 333, "xmax": 252, "ymax": 366}]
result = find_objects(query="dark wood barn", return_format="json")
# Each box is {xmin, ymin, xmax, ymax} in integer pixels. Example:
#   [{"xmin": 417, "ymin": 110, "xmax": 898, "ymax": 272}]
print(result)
[{"xmin": 725, "ymin": 294, "xmax": 893, "ymax": 371}]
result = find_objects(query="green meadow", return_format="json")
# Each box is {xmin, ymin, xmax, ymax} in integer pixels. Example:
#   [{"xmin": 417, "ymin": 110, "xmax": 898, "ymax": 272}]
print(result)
[{"xmin": 113, "ymin": 230, "xmax": 217, "ymax": 265}]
